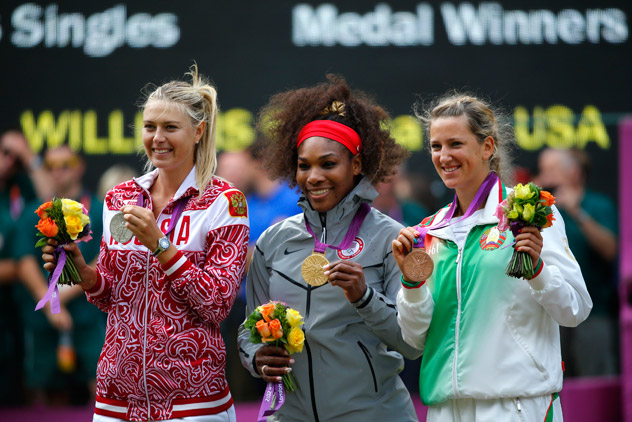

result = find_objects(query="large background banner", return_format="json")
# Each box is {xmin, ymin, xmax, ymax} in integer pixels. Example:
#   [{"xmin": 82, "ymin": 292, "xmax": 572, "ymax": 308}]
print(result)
[{"xmin": 1, "ymin": 0, "xmax": 630, "ymax": 203}]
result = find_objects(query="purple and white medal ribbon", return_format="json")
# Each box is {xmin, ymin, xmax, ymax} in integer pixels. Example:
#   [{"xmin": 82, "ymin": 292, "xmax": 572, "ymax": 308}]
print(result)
[
  {"xmin": 258, "ymin": 381, "xmax": 285, "ymax": 422},
  {"xmin": 413, "ymin": 172, "xmax": 498, "ymax": 248}
]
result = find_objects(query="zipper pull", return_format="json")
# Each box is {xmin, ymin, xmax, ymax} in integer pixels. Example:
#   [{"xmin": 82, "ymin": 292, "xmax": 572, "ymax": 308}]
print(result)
[
  {"xmin": 455, "ymin": 247, "xmax": 463, "ymax": 264},
  {"xmin": 515, "ymin": 397, "xmax": 522, "ymax": 412}
]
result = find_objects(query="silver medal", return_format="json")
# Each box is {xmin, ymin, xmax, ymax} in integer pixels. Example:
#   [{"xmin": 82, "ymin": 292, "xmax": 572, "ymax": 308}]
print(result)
[{"xmin": 110, "ymin": 212, "xmax": 133, "ymax": 243}]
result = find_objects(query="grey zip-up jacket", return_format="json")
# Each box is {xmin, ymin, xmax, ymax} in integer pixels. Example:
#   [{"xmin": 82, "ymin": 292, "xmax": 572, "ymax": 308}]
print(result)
[{"xmin": 238, "ymin": 178, "xmax": 421, "ymax": 422}]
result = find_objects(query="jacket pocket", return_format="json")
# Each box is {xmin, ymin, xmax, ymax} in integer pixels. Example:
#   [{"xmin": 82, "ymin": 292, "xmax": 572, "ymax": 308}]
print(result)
[{"xmin": 357, "ymin": 341, "xmax": 378, "ymax": 393}]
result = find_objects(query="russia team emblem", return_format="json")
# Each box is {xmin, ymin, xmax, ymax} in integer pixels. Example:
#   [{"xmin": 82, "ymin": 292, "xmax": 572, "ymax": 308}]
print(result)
[
  {"xmin": 337, "ymin": 237, "xmax": 364, "ymax": 259},
  {"xmin": 224, "ymin": 190, "xmax": 248, "ymax": 218},
  {"xmin": 479, "ymin": 227, "xmax": 506, "ymax": 251}
]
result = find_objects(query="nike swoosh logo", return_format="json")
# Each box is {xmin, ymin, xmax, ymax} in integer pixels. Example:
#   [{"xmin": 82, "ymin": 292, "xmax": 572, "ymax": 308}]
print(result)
[{"xmin": 284, "ymin": 248, "xmax": 302, "ymax": 255}]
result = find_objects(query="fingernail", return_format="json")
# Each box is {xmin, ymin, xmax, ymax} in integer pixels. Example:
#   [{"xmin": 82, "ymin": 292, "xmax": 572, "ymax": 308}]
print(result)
[
  {"xmin": 286, "ymin": 368, "xmax": 292, "ymax": 373},
  {"xmin": 289, "ymin": 359, "xmax": 295, "ymax": 364},
  {"xmin": 322, "ymin": 264, "xmax": 329, "ymax": 270},
  {"xmin": 324, "ymin": 271, "xmax": 330, "ymax": 276}
]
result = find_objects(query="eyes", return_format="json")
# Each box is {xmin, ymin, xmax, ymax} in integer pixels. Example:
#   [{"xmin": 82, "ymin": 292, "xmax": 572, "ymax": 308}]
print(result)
[
  {"xmin": 143, "ymin": 123, "xmax": 180, "ymax": 131},
  {"xmin": 430, "ymin": 140, "xmax": 463, "ymax": 151},
  {"xmin": 297, "ymin": 160, "xmax": 337, "ymax": 171}
]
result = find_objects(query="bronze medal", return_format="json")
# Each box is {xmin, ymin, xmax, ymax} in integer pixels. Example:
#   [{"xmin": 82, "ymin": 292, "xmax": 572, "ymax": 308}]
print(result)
[
  {"xmin": 301, "ymin": 253, "xmax": 330, "ymax": 287},
  {"xmin": 402, "ymin": 249, "xmax": 434, "ymax": 283},
  {"xmin": 110, "ymin": 212, "xmax": 133, "ymax": 243}
]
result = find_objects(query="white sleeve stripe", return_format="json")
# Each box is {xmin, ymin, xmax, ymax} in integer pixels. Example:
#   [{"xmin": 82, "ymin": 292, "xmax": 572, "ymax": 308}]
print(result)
[
  {"xmin": 165, "ymin": 255, "xmax": 188, "ymax": 276},
  {"xmin": 87, "ymin": 280, "xmax": 106, "ymax": 297},
  {"xmin": 172, "ymin": 393, "xmax": 232, "ymax": 411}
]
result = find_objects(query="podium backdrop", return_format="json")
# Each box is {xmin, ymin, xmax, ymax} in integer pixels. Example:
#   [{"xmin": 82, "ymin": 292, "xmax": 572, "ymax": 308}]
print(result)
[{"xmin": 1, "ymin": 1, "xmax": 630, "ymax": 200}]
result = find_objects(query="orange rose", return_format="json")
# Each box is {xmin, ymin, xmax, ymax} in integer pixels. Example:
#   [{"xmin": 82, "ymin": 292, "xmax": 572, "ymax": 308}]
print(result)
[
  {"xmin": 35, "ymin": 201, "xmax": 53, "ymax": 219},
  {"xmin": 543, "ymin": 212, "xmax": 556, "ymax": 228},
  {"xmin": 260, "ymin": 303, "xmax": 276, "ymax": 322},
  {"xmin": 36, "ymin": 217, "xmax": 59, "ymax": 238},
  {"xmin": 256, "ymin": 320, "xmax": 271, "ymax": 338},
  {"xmin": 269, "ymin": 319, "xmax": 283, "ymax": 339},
  {"xmin": 540, "ymin": 190, "xmax": 556, "ymax": 207}
]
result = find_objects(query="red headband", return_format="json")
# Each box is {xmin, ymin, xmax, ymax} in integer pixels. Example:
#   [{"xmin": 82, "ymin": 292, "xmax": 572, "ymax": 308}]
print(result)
[{"xmin": 297, "ymin": 120, "xmax": 362, "ymax": 155}]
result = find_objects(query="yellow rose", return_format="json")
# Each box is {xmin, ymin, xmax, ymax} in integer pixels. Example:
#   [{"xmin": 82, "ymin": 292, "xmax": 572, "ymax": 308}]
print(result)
[
  {"xmin": 285, "ymin": 327, "xmax": 305, "ymax": 354},
  {"xmin": 522, "ymin": 203, "xmax": 535, "ymax": 223},
  {"xmin": 514, "ymin": 183, "xmax": 535, "ymax": 200},
  {"xmin": 286, "ymin": 308, "xmax": 304, "ymax": 328},
  {"xmin": 61, "ymin": 198, "xmax": 84, "ymax": 216},
  {"xmin": 64, "ymin": 214, "xmax": 84, "ymax": 240}
]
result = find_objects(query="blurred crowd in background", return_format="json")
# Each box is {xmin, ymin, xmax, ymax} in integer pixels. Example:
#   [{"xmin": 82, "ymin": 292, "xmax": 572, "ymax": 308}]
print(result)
[{"xmin": 0, "ymin": 127, "xmax": 619, "ymax": 407}]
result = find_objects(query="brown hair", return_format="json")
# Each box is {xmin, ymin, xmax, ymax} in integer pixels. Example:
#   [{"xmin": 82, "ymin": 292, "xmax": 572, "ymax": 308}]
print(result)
[
  {"xmin": 416, "ymin": 92, "xmax": 515, "ymax": 184},
  {"xmin": 256, "ymin": 74, "xmax": 409, "ymax": 187}
]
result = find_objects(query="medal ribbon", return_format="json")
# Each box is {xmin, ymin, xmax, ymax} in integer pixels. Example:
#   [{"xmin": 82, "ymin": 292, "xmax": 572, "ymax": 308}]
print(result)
[
  {"xmin": 257, "ymin": 382, "xmax": 285, "ymax": 422},
  {"xmin": 136, "ymin": 192, "xmax": 189, "ymax": 236},
  {"xmin": 34, "ymin": 245, "xmax": 66, "ymax": 314},
  {"xmin": 304, "ymin": 203, "xmax": 371, "ymax": 253},
  {"xmin": 414, "ymin": 172, "xmax": 499, "ymax": 248}
]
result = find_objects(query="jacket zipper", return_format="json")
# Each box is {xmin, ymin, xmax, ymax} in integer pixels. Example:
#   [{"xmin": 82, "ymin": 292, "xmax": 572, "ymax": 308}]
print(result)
[
  {"xmin": 302, "ymin": 213, "xmax": 327, "ymax": 422},
  {"xmin": 452, "ymin": 246, "xmax": 463, "ymax": 397},
  {"xmin": 143, "ymin": 251, "xmax": 152, "ymax": 419},
  {"xmin": 358, "ymin": 342, "xmax": 378, "ymax": 393},
  {"xmin": 305, "ymin": 341, "xmax": 320, "ymax": 422}
]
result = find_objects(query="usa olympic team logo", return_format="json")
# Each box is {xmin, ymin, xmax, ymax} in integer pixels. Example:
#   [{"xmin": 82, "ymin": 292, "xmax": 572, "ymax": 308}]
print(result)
[
  {"xmin": 479, "ymin": 227, "xmax": 506, "ymax": 251},
  {"xmin": 337, "ymin": 237, "xmax": 364, "ymax": 259}
]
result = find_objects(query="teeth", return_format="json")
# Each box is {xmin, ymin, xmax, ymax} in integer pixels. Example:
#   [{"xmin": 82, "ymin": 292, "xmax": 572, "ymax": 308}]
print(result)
[
  {"xmin": 444, "ymin": 166, "xmax": 458, "ymax": 172},
  {"xmin": 311, "ymin": 189, "xmax": 330, "ymax": 195},
  {"xmin": 154, "ymin": 149, "xmax": 170, "ymax": 153}
]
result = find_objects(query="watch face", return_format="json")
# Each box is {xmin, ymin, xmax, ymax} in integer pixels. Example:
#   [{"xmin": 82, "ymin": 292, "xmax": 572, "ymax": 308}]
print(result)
[{"xmin": 159, "ymin": 237, "xmax": 170, "ymax": 249}]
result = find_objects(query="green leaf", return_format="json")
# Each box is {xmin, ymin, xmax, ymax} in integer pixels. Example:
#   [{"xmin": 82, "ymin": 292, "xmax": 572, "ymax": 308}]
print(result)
[{"xmin": 35, "ymin": 237, "xmax": 48, "ymax": 248}]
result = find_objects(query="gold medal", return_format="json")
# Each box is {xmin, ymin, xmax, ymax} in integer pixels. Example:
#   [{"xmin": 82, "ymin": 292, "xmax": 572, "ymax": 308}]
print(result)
[
  {"xmin": 301, "ymin": 253, "xmax": 330, "ymax": 287},
  {"xmin": 402, "ymin": 249, "xmax": 434, "ymax": 283}
]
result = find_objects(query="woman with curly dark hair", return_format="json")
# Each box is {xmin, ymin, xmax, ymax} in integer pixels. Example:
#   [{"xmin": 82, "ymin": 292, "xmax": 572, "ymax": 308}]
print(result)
[{"xmin": 238, "ymin": 75, "xmax": 421, "ymax": 422}]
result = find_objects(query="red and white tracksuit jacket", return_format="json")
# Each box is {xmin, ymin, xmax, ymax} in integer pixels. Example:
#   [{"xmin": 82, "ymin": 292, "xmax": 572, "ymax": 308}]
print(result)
[{"xmin": 86, "ymin": 169, "xmax": 249, "ymax": 421}]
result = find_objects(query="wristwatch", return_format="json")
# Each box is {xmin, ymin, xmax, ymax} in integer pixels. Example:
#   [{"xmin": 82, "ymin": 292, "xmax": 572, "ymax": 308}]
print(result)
[{"xmin": 152, "ymin": 236, "xmax": 171, "ymax": 257}]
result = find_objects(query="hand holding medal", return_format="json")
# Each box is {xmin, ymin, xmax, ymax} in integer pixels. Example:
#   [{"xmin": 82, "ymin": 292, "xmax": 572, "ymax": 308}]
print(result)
[
  {"xmin": 302, "ymin": 203, "xmax": 371, "ymax": 292},
  {"xmin": 402, "ymin": 232, "xmax": 434, "ymax": 283},
  {"xmin": 110, "ymin": 193, "xmax": 144, "ymax": 244}
]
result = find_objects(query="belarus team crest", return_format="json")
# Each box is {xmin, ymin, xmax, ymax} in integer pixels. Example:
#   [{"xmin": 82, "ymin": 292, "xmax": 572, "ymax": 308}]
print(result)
[
  {"xmin": 337, "ymin": 237, "xmax": 364, "ymax": 259},
  {"xmin": 479, "ymin": 227, "xmax": 506, "ymax": 250},
  {"xmin": 224, "ymin": 190, "xmax": 248, "ymax": 218}
]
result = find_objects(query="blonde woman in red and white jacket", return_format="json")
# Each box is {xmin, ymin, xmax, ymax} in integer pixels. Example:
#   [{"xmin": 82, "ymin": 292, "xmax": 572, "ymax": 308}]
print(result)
[{"xmin": 42, "ymin": 66, "xmax": 249, "ymax": 422}]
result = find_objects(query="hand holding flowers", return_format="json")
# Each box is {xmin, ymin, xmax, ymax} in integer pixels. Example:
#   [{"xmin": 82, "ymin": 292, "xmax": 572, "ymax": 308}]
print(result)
[
  {"xmin": 245, "ymin": 302, "xmax": 305, "ymax": 391},
  {"xmin": 34, "ymin": 198, "xmax": 92, "ymax": 314},
  {"xmin": 35, "ymin": 198, "xmax": 92, "ymax": 285},
  {"xmin": 494, "ymin": 182, "xmax": 555, "ymax": 279}
]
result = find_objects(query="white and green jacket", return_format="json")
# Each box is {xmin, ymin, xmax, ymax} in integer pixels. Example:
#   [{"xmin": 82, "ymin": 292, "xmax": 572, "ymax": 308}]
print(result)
[{"xmin": 397, "ymin": 179, "xmax": 592, "ymax": 406}]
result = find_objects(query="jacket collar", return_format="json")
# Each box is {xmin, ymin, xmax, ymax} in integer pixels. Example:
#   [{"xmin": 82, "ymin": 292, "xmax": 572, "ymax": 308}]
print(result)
[
  {"xmin": 133, "ymin": 166, "xmax": 200, "ymax": 202},
  {"xmin": 428, "ymin": 177, "xmax": 507, "ymax": 239},
  {"xmin": 298, "ymin": 177, "xmax": 377, "ymax": 230}
]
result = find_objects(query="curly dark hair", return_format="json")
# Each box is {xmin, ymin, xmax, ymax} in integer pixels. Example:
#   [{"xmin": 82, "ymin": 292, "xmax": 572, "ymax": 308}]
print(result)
[{"xmin": 256, "ymin": 74, "xmax": 409, "ymax": 188}]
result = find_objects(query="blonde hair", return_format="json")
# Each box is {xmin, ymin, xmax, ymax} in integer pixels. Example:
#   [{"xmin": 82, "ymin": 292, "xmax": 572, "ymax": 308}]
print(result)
[
  {"xmin": 141, "ymin": 64, "xmax": 219, "ymax": 195},
  {"xmin": 416, "ymin": 92, "xmax": 515, "ymax": 184}
]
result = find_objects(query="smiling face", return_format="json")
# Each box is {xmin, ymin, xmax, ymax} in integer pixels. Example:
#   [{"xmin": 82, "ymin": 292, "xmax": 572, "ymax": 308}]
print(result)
[
  {"xmin": 296, "ymin": 137, "xmax": 362, "ymax": 213},
  {"xmin": 142, "ymin": 100, "xmax": 204, "ymax": 177},
  {"xmin": 429, "ymin": 115, "xmax": 494, "ymax": 193}
]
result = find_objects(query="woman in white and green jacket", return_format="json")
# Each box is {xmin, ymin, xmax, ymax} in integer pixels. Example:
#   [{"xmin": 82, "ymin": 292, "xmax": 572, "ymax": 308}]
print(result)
[{"xmin": 392, "ymin": 94, "xmax": 592, "ymax": 422}]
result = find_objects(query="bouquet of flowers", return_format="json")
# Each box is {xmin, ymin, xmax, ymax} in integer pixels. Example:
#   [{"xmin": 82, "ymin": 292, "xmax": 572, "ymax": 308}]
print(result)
[
  {"xmin": 494, "ymin": 182, "xmax": 555, "ymax": 279},
  {"xmin": 34, "ymin": 197, "xmax": 92, "ymax": 285},
  {"xmin": 244, "ymin": 301, "xmax": 305, "ymax": 391}
]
